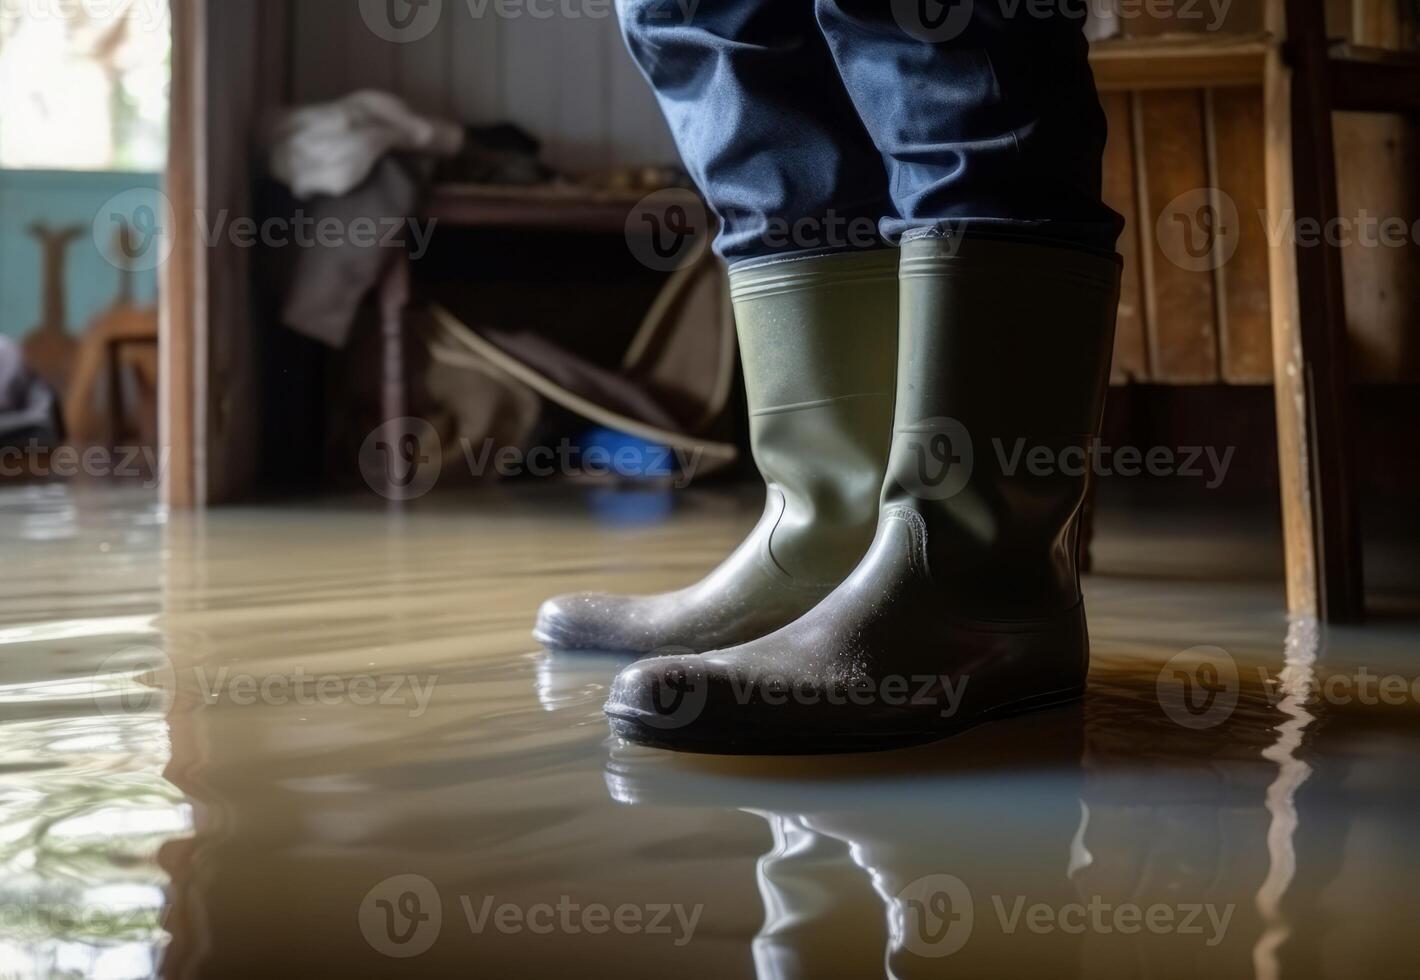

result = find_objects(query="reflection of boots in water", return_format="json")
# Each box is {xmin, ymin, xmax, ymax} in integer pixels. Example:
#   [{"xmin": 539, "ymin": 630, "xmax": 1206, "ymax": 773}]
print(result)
[
  {"xmin": 607, "ymin": 705, "xmax": 1087, "ymax": 978},
  {"xmin": 743, "ymin": 811, "xmax": 888, "ymax": 980}
]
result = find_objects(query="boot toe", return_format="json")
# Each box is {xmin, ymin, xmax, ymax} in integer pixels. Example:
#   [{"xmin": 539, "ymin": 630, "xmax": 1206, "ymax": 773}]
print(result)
[
  {"xmin": 604, "ymin": 651, "xmax": 809, "ymax": 753},
  {"xmin": 533, "ymin": 593, "xmax": 634, "ymax": 652},
  {"xmin": 604, "ymin": 655, "xmax": 714, "ymax": 734}
]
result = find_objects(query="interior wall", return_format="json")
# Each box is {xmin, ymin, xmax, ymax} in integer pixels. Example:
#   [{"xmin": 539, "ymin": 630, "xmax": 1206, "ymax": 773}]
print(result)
[
  {"xmin": 288, "ymin": 0, "xmax": 679, "ymax": 174},
  {"xmin": 0, "ymin": 170, "xmax": 161, "ymax": 341}
]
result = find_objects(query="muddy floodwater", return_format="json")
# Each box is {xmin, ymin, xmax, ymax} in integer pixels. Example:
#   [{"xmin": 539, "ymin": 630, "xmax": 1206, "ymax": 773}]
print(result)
[{"xmin": 1, "ymin": 483, "xmax": 1417, "ymax": 978}]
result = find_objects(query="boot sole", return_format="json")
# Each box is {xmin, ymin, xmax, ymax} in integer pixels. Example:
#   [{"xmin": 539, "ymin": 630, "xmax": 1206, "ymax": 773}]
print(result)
[{"xmin": 605, "ymin": 684, "xmax": 1086, "ymax": 756}]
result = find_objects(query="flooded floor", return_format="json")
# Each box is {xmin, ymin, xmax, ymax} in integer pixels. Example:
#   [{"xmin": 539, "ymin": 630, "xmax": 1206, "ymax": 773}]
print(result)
[{"xmin": 1, "ymin": 482, "xmax": 1418, "ymax": 978}]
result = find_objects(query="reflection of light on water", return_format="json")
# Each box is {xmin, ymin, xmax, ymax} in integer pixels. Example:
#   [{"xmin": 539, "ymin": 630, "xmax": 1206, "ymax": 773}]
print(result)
[
  {"xmin": 749, "ymin": 811, "xmax": 819, "ymax": 980},
  {"xmin": 1252, "ymin": 617, "xmax": 1320, "ymax": 980},
  {"xmin": 1067, "ymin": 801, "xmax": 1093, "ymax": 879},
  {"xmin": 0, "ymin": 624, "xmax": 190, "ymax": 979},
  {"xmin": 533, "ymin": 651, "xmax": 620, "ymax": 714},
  {"xmin": 0, "ymin": 616, "xmax": 157, "ymax": 647}
]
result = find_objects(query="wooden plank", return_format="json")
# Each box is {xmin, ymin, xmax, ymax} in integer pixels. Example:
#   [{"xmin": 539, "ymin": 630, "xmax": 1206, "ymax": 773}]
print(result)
[
  {"xmin": 1269, "ymin": 0, "xmax": 1365, "ymax": 621},
  {"xmin": 1211, "ymin": 87, "xmax": 1274, "ymax": 383},
  {"xmin": 1351, "ymin": 1, "xmax": 1403, "ymax": 48},
  {"xmin": 162, "ymin": 0, "xmax": 291, "ymax": 506},
  {"xmin": 160, "ymin": 0, "xmax": 203, "ymax": 508},
  {"xmin": 204, "ymin": 0, "xmax": 290, "ymax": 502},
  {"xmin": 1264, "ymin": 0, "xmax": 1317, "ymax": 620},
  {"xmin": 424, "ymin": 183, "xmax": 698, "ymax": 231},
  {"xmin": 1334, "ymin": 112, "xmax": 1420, "ymax": 382},
  {"xmin": 1110, "ymin": 1, "xmax": 1263, "ymax": 35},
  {"xmin": 1137, "ymin": 89, "xmax": 1220, "ymax": 382},
  {"xmin": 1341, "ymin": 0, "xmax": 1420, "ymax": 385},
  {"xmin": 1090, "ymin": 36, "xmax": 1269, "ymax": 92},
  {"xmin": 1101, "ymin": 92, "xmax": 1148, "ymax": 384}
]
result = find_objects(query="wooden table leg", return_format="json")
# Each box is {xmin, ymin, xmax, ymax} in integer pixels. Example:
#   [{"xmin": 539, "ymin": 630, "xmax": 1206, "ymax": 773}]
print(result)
[
  {"xmin": 377, "ymin": 253, "xmax": 412, "ymax": 502},
  {"xmin": 107, "ymin": 339, "xmax": 126, "ymax": 451},
  {"xmin": 380, "ymin": 253, "xmax": 411, "ymax": 427},
  {"xmin": 1264, "ymin": 8, "xmax": 1365, "ymax": 623}
]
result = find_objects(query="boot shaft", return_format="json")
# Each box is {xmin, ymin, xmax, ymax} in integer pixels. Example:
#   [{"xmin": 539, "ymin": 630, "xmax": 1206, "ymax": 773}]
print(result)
[
  {"xmin": 730, "ymin": 250, "xmax": 900, "ymax": 580},
  {"xmin": 885, "ymin": 236, "xmax": 1122, "ymax": 619}
]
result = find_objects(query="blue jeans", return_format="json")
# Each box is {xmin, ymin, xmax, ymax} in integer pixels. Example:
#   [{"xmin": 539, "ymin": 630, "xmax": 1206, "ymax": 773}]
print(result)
[{"xmin": 618, "ymin": 0, "xmax": 1123, "ymax": 268}]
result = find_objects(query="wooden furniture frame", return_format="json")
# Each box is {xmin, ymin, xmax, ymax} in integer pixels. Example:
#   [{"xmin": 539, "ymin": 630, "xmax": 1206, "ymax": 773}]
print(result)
[{"xmin": 1088, "ymin": 0, "xmax": 1420, "ymax": 623}]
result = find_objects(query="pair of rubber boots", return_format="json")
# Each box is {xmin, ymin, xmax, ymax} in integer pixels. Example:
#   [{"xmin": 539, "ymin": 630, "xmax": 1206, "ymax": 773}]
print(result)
[{"xmin": 535, "ymin": 236, "xmax": 1121, "ymax": 754}]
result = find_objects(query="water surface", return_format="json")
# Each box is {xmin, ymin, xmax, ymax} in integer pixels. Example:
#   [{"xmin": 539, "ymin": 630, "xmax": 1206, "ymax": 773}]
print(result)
[{"xmin": 1, "ymin": 483, "xmax": 1417, "ymax": 978}]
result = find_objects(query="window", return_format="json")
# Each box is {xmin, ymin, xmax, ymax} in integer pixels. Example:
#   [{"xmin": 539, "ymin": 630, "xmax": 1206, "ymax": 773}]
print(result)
[{"xmin": 0, "ymin": 0, "xmax": 170, "ymax": 171}]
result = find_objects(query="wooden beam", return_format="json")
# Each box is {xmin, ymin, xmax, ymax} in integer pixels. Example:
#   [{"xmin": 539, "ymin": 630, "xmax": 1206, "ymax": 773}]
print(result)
[
  {"xmin": 424, "ymin": 184, "xmax": 703, "ymax": 233},
  {"xmin": 1091, "ymin": 35, "xmax": 1271, "ymax": 92},
  {"xmin": 1266, "ymin": 0, "xmax": 1366, "ymax": 621},
  {"xmin": 1351, "ymin": 0, "xmax": 1403, "ymax": 48},
  {"xmin": 160, "ymin": 0, "xmax": 205, "ymax": 509},
  {"xmin": 1264, "ymin": 43, "xmax": 1317, "ymax": 619}
]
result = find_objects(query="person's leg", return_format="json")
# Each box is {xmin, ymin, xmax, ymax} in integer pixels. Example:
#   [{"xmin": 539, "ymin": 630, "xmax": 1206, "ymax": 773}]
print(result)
[
  {"xmin": 816, "ymin": 0, "xmax": 1123, "ymax": 252},
  {"xmin": 614, "ymin": 0, "xmax": 894, "ymax": 267},
  {"xmin": 604, "ymin": 8, "xmax": 1126, "ymax": 751},
  {"xmin": 534, "ymin": 0, "xmax": 899, "ymax": 655}
]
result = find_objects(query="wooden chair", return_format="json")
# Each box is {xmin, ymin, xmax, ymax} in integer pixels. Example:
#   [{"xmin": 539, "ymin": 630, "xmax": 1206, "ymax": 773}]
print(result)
[{"xmin": 1086, "ymin": 1, "xmax": 1420, "ymax": 623}]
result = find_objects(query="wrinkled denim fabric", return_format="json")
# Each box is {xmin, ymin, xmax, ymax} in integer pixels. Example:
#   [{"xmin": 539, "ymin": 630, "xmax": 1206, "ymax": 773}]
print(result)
[{"xmin": 618, "ymin": 0, "xmax": 1123, "ymax": 267}]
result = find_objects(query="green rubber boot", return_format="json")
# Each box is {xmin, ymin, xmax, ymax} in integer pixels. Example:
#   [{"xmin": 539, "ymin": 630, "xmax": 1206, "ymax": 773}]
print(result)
[
  {"xmin": 605, "ymin": 235, "xmax": 1122, "ymax": 752},
  {"xmin": 535, "ymin": 248, "xmax": 899, "ymax": 655}
]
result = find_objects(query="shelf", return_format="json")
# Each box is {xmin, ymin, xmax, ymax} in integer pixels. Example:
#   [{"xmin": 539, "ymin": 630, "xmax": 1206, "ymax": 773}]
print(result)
[
  {"xmin": 1090, "ymin": 33, "xmax": 1272, "ymax": 91},
  {"xmin": 423, "ymin": 183, "xmax": 701, "ymax": 234}
]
